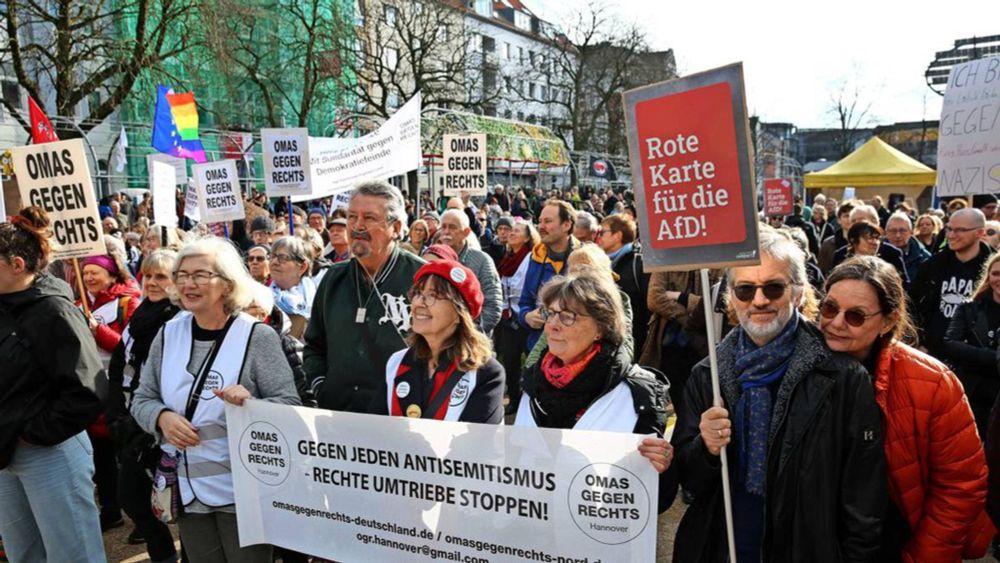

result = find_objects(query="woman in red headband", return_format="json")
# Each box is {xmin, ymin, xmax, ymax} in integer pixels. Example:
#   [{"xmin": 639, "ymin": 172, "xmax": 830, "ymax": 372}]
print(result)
[{"xmin": 371, "ymin": 259, "xmax": 504, "ymax": 423}]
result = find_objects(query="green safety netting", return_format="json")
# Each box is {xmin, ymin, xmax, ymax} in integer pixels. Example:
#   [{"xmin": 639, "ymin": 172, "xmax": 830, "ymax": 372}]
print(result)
[{"xmin": 420, "ymin": 113, "xmax": 570, "ymax": 166}]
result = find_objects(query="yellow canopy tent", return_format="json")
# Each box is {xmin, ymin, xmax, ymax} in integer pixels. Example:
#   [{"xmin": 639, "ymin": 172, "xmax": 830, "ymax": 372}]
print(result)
[{"xmin": 804, "ymin": 137, "xmax": 936, "ymax": 202}]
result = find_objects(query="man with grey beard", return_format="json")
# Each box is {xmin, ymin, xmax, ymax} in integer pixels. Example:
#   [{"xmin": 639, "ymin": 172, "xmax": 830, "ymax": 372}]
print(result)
[
  {"xmin": 672, "ymin": 226, "xmax": 886, "ymax": 562},
  {"xmin": 303, "ymin": 180, "xmax": 425, "ymax": 412}
]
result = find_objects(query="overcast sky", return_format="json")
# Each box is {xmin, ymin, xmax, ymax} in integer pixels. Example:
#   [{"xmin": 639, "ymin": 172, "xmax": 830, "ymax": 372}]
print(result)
[{"xmin": 533, "ymin": 0, "xmax": 998, "ymax": 128}]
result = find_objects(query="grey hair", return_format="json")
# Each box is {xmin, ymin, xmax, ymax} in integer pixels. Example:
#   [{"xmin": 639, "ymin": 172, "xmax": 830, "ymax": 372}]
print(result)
[
  {"xmin": 350, "ymin": 181, "xmax": 406, "ymax": 225},
  {"xmin": 271, "ymin": 236, "xmax": 313, "ymax": 268},
  {"xmin": 849, "ymin": 204, "xmax": 878, "ymax": 225},
  {"xmin": 141, "ymin": 249, "xmax": 178, "ymax": 276},
  {"xmin": 575, "ymin": 211, "xmax": 597, "ymax": 232},
  {"xmin": 247, "ymin": 280, "xmax": 274, "ymax": 313},
  {"xmin": 173, "ymin": 236, "xmax": 255, "ymax": 315},
  {"xmin": 731, "ymin": 226, "xmax": 808, "ymax": 301},
  {"xmin": 886, "ymin": 212, "xmax": 912, "ymax": 229},
  {"xmin": 951, "ymin": 207, "xmax": 986, "ymax": 228},
  {"xmin": 538, "ymin": 271, "xmax": 626, "ymax": 348},
  {"xmin": 441, "ymin": 208, "xmax": 469, "ymax": 229}
]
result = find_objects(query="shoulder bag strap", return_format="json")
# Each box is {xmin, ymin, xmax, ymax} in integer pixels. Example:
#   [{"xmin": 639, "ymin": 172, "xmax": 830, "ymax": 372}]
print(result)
[{"xmin": 184, "ymin": 316, "xmax": 236, "ymax": 420}]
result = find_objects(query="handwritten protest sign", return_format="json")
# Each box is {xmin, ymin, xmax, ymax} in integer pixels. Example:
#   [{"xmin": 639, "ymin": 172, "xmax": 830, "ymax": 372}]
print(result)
[
  {"xmin": 442, "ymin": 133, "xmax": 487, "ymax": 196},
  {"xmin": 228, "ymin": 401, "xmax": 657, "ymax": 562},
  {"xmin": 763, "ymin": 179, "xmax": 793, "ymax": 217},
  {"xmin": 936, "ymin": 55, "xmax": 1000, "ymax": 196},
  {"xmin": 193, "ymin": 160, "xmax": 244, "ymax": 223},
  {"xmin": 11, "ymin": 139, "xmax": 103, "ymax": 259},
  {"xmin": 623, "ymin": 63, "xmax": 758, "ymax": 270},
  {"xmin": 262, "ymin": 128, "xmax": 312, "ymax": 197}
]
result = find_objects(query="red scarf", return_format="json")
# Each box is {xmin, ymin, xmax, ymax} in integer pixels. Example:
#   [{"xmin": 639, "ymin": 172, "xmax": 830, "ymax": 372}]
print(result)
[
  {"xmin": 541, "ymin": 343, "xmax": 601, "ymax": 389},
  {"xmin": 498, "ymin": 244, "xmax": 530, "ymax": 277}
]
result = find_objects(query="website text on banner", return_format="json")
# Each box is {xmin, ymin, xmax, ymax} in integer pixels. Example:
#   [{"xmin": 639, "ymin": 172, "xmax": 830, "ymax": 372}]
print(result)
[
  {"xmin": 227, "ymin": 400, "xmax": 657, "ymax": 563},
  {"xmin": 442, "ymin": 133, "xmax": 488, "ymax": 196},
  {"xmin": 763, "ymin": 179, "xmax": 793, "ymax": 217},
  {"xmin": 11, "ymin": 138, "xmax": 104, "ymax": 259},
  {"xmin": 936, "ymin": 55, "xmax": 1000, "ymax": 197},
  {"xmin": 622, "ymin": 63, "xmax": 758, "ymax": 271},
  {"xmin": 296, "ymin": 93, "xmax": 422, "ymax": 201}
]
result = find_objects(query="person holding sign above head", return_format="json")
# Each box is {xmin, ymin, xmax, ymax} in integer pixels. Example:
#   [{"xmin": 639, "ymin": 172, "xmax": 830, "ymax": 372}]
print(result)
[
  {"xmin": 0, "ymin": 207, "xmax": 107, "ymax": 563},
  {"xmin": 672, "ymin": 226, "xmax": 886, "ymax": 562},
  {"xmin": 130, "ymin": 236, "xmax": 300, "ymax": 563},
  {"xmin": 371, "ymin": 260, "xmax": 504, "ymax": 423},
  {"xmin": 514, "ymin": 271, "xmax": 677, "ymax": 512}
]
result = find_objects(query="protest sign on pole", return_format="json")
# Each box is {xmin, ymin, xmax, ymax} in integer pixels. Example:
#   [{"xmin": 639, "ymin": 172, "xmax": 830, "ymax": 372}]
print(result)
[
  {"xmin": 228, "ymin": 401, "xmax": 657, "ymax": 562},
  {"xmin": 183, "ymin": 179, "xmax": 201, "ymax": 223},
  {"xmin": 842, "ymin": 186, "xmax": 856, "ymax": 201},
  {"xmin": 623, "ymin": 63, "xmax": 759, "ymax": 271},
  {"xmin": 442, "ymin": 133, "xmax": 487, "ymax": 196},
  {"xmin": 296, "ymin": 93, "xmax": 422, "ymax": 201},
  {"xmin": 330, "ymin": 190, "xmax": 353, "ymax": 212},
  {"xmin": 936, "ymin": 55, "xmax": 1000, "ymax": 197},
  {"xmin": 147, "ymin": 154, "xmax": 181, "ymax": 227},
  {"xmin": 11, "ymin": 138, "xmax": 104, "ymax": 259},
  {"xmin": 192, "ymin": 160, "xmax": 245, "ymax": 223},
  {"xmin": 262, "ymin": 128, "xmax": 312, "ymax": 198},
  {"xmin": 763, "ymin": 178, "xmax": 793, "ymax": 217}
]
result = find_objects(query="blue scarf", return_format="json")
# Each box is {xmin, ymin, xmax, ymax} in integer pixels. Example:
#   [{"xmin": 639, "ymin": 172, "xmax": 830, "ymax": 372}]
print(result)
[
  {"xmin": 607, "ymin": 242, "xmax": 633, "ymax": 262},
  {"xmin": 732, "ymin": 313, "xmax": 799, "ymax": 496}
]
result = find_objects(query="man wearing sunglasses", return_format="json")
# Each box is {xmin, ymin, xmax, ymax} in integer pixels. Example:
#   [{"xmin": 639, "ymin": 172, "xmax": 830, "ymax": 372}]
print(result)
[
  {"xmin": 982, "ymin": 220, "xmax": 1000, "ymax": 250},
  {"xmin": 672, "ymin": 227, "xmax": 885, "ymax": 562}
]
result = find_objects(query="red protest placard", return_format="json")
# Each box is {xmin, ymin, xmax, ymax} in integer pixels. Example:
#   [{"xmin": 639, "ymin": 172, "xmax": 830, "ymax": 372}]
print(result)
[
  {"xmin": 763, "ymin": 179, "xmax": 793, "ymax": 217},
  {"xmin": 623, "ymin": 63, "xmax": 758, "ymax": 271}
]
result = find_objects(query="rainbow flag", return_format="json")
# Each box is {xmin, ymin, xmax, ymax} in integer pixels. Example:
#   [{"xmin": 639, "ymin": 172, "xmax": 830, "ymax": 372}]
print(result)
[{"xmin": 151, "ymin": 85, "xmax": 207, "ymax": 163}]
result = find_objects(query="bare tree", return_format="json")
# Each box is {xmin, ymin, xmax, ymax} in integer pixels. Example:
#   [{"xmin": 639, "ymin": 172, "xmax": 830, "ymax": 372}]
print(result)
[
  {"xmin": 344, "ymin": 0, "xmax": 501, "ymax": 119},
  {"xmin": 827, "ymin": 79, "xmax": 876, "ymax": 158},
  {"xmin": 1, "ymin": 0, "xmax": 198, "ymax": 136},
  {"xmin": 197, "ymin": 0, "xmax": 351, "ymax": 129}
]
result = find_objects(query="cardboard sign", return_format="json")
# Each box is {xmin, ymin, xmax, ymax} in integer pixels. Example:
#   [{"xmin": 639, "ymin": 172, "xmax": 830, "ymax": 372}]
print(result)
[
  {"xmin": 763, "ymin": 178, "xmax": 793, "ymax": 217},
  {"xmin": 147, "ymin": 154, "xmax": 180, "ymax": 227},
  {"xmin": 183, "ymin": 179, "xmax": 201, "ymax": 222},
  {"xmin": 623, "ymin": 63, "xmax": 759, "ymax": 271},
  {"xmin": 297, "ymin": 93, "xmax": 422, "ymax": 201},
  {"xmin": 936, "ymin": 55, "xmax": 1000, "ymax": 196},
  {"xmin": 330, "ymin": 190, "xmax": 352, "ymax": 211},
  {"xmin": 11, "ymin": 138, "xmax": 104, "ymax": 259},
  {"xmin": 442, "ymin": 133, "xmax": 487, "ymax": 195},
  {"xmin": 262, "ymin": 128, "xmax": 312, "ymax": 197},
  {"xmin": 843, "ymin": 186, "xmax": 856, "ymax": 200},
  {"xmin": 228, "ymin": 401, "xmax": 657, "ymax": 562},
  {"xmin": 193, "ymin": 160, "xmax": 244, "ymax": 223}
]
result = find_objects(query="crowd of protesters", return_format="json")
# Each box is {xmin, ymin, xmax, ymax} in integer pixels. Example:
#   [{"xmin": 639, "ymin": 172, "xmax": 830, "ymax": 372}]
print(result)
[{"xmin": 3, "ymin": 179, "xmax": 1000, "ymax": 562}]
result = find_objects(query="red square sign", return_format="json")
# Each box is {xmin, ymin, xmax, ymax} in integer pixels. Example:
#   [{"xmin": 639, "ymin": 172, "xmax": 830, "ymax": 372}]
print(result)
[{"xmin": 763, "ymin": 179, "xmax": 793, "ymax": 216}]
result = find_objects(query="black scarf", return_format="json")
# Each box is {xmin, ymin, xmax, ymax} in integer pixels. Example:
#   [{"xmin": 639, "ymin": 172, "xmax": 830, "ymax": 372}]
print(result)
[
  {"xmin": 525, "ymin": 343, "xmax": 624, "ymax": 429},
  {"xmin": 126, "ymin": 298, "xmax": 180, "ymax": 368}
]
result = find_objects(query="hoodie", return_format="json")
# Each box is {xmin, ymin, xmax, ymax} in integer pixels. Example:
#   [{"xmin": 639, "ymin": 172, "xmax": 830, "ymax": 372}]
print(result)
[
  {"xmin": 0, "ymin": 274, "xmax": 104, "ymax": 468},
  {"xmin": 517, "ymin": 238, "xmax": 578, "ymax": 350}
]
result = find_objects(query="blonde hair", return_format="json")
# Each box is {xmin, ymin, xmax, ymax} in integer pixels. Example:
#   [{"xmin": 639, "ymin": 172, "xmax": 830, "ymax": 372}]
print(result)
[
  {"xmin": 141, "ymin": 249, "xmax": 178, "ymax": 277},
  {"xmin": 567, "ymin": 243, "xmax": 617, "ymax": 284},
  {"xmin": 172, "ymin": 236, "xmax": 255, "ymax": 315},
  {"xmin": 972, "ymin": 251, "xmax": 1000, "ymax": 302},
  {"xmin": 405, "ymin": 275, "xmax": 493, "ymax": 371}
]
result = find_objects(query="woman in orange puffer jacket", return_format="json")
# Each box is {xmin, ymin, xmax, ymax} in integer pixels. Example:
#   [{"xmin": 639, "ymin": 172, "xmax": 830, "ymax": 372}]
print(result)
[{"xmin": 819, "ymin": 256, "xmax": 993, "ymax": 562}]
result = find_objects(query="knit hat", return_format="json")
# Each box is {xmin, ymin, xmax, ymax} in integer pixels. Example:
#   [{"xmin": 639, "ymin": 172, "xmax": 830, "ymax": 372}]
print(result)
[
  {"xmin": 495, "ymin": 216, "xmax": 514, "ymax": 229},
  {"xmin": 81, "ymin": 255, "xmax": 120, "ymax": 276},
  {"xmin": 973, "ymin": 194, "xmax": 999, "ymax": 208},
  {"xmin": 413, "ymin": 260, "xmax": 484, "ymax": 320},
  {"xmin": 250, "ymin": 215, "xmax": 275, "ymax": 233},
  {"xmin": 308, "ymin": 206, "xmax": 327, "ymax": 219},
  {"xmin": 423, "ymin": 244, "xmax": 459, "ymax": 262},
  {"xmin": 422, "ymin": 210, "xmax": 440, "ymax": 222}
]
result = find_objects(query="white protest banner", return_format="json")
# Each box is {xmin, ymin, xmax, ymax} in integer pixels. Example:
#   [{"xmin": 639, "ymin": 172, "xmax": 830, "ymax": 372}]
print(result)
[
  {"xmin": 843, "ymin": 186, "xmax": 856, "ymax": 200},
  {"xmin": 11, "ymin": 138, "xmax": 103, "ymax": 259},
  {"xmin": 296, "ymin": 93, "xmax": 422, "ymax": 201},
  {"xmin": 228, "ymin": 401, "xmax": 657, "ymax": 562},
  {"xmin": 330, "ymin": 190, "xmax": 352, "ymax": 212},
  {"xmin": 147, "ymin": 154, "xmax": 180, "ymax": 227},
  {"xmin": 262, "ymin": 128, "xmax": 312, "ymax": 197},
  {"xmin": 183, "ymin": 180, "xmax": 201, "ymax": 222},
  {"xmin": 936, "ymin": 55, "xmax": 1000, "ymax": 196},
  {"xmin": 623, "ymin": 63, "xmax": 759, "ymax": 271},
  {"xmin": 193, "ymin": 160, "xmax": 244, "ymax": 223},
  {"xmin": 442, "ymin": 133, "xmax": 487, "ymax": 196}
]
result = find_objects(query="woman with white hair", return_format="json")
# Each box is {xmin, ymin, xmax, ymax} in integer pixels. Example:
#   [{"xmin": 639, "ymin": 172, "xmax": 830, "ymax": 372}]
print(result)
[
  {"xmin": 131, "ymin": 237, "xmax": 300, "ymax": 562},
  {"xmin": 268, "ymin": 236, "xmax": 317, "ymax": 338}
]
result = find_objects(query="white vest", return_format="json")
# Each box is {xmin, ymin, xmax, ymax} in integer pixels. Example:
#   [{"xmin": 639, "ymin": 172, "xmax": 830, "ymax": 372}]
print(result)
[
  {"xmin": 160, "ymin": 312, "xmax": 256, "ymax": 507},
  {"xmin": 513, "ymin": 381, "xmax": 638, "ymax": 432},
  {"xmin": 384, "ymin": 349, "xmax": 477, "ymax": 421}
]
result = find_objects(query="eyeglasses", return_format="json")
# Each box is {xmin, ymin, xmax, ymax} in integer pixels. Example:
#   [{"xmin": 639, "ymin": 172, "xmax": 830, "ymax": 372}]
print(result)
[
  {"xmin": 174, "ymin": 271, "xmax": 221, "ymax": 285},
  {"xmin": 988, "ymin": 229, "xmax": 998, "ymax": 236},
  {"xmin": 247, "ymin": 255, "xmax": 268, "ymax": 263},
  {"xmin": 269, "ymin": 253, "xmax": 302, "ymax": 264},
  {"xmin": 861, "ymin": 233, "xmax": 882, "ymax": 243},
  {"xmin": 408, "ymin": 289, "xmax": 444, "ymax": 307},
  {"xmin": 541, "ymin": 307, "xmax": 589, "ymax": 327},
  {"xmin": 731, "ymin": 282, "xmax": 790, "ymax": 303},
  {"xmin": 885, "ymin": 228, "xmax": 910, "ymax": 236},
  {"xmin": 819, "ymin": 300, "xmax": 882, "ymax": 327},
  {"xmin": 944, "ymin": 226, "xmax": 979, "ymax": 234}
]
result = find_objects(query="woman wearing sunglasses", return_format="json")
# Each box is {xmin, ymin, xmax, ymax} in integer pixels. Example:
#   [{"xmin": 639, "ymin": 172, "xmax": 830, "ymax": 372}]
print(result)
[
  {"xmin": 515, "ymin": 271, "xmax": 677, "ymax": 513},
  {"xmin": 371, "ymin": 260, "xmax": 504, "ymax": 423},
  {"xmin": 820, "ymin": 256, "xmax": 993, "ymax": 561}
]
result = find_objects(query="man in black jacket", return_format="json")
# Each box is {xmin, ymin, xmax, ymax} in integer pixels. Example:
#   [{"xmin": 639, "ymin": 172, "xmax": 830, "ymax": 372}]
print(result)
[
  {"xmin": 599, "ymin": 214, "xmax": 651, "ymax": 357},
  {"xmin": 672, "ymin": 227, "xmax": 885, "ymax": 562}
]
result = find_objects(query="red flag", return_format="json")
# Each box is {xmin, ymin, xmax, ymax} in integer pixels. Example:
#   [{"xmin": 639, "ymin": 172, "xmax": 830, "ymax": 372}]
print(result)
[{"xmin": 28, "ymin": 96, "xmax": 59, "ymax": 144}]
